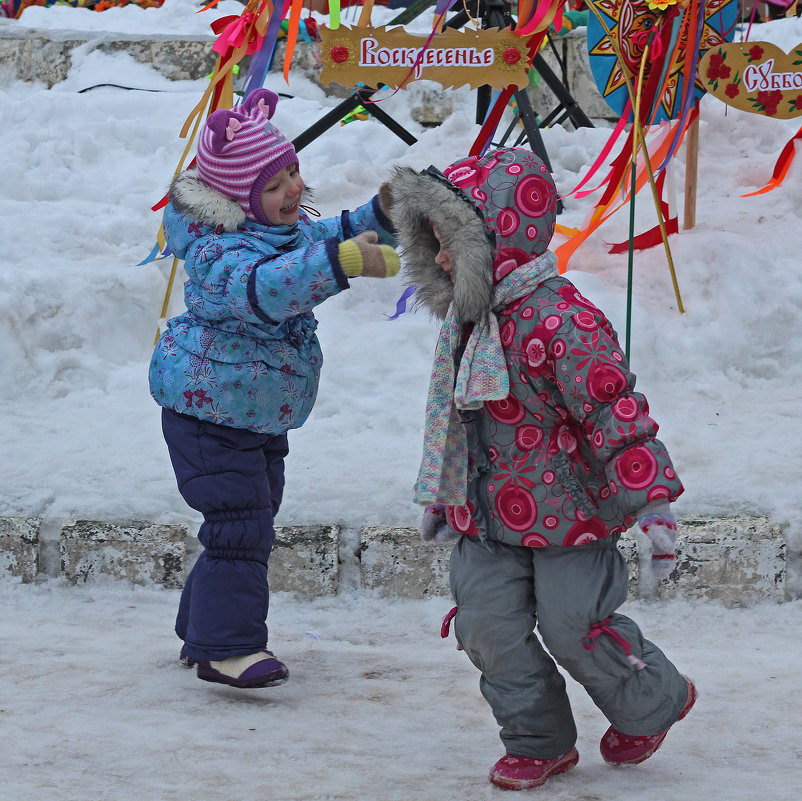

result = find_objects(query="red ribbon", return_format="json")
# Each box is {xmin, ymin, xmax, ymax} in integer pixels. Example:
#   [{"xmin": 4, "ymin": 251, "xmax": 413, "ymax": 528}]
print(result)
[
  {"xmin": 211, "ymin": 12, "xmax": 265, "ymax": 57},
  {"xmin": 606, "ymin": 169, "xmax": 677, "ymax": 253}
]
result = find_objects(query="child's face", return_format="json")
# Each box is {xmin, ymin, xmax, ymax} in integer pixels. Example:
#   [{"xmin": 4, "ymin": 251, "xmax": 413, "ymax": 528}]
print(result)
[
  {"xmin": 259, "ymin": 164, "xmax": 305, "ymax": 226},
  {"xmin": 431, "ymin": 223, "xmax": 455, "ymax": 283}
]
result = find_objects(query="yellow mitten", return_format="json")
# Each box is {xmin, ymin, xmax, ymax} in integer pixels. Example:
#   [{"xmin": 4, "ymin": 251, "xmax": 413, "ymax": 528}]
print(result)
[{"xmin": 338, "ymin": 231, "xmax": 400, "ymax": 278}]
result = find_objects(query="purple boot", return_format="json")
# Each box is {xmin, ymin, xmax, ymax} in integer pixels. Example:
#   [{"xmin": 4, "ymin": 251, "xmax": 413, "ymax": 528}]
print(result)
[
  {"xmin": 196, "ymin": 650, "xmax": 289, "ymax": 689},
  {"xmin": 179, "ymin": 645, "xmax": 196, "ymax": 668}
]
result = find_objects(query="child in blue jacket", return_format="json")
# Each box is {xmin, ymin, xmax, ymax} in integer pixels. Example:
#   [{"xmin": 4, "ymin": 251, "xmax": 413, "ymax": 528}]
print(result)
[{"xmin": 149, "ymin": 89, "xmax": 398, "ymax": 689}]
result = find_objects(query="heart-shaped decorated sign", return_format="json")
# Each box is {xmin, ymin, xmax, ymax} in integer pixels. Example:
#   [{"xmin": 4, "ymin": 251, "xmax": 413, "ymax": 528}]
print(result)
[{"xmin": 699, "ymin": 41, "xmax": 802, "ymax": 118}]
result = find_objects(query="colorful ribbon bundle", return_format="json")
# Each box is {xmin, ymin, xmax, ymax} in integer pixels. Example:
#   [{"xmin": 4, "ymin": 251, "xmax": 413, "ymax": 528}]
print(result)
[{"xmin": 469, "ymin": 0, "xmax": 564, "ymax": 157}]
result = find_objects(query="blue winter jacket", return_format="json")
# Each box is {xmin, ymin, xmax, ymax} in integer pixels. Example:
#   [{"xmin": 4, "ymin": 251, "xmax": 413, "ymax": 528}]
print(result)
[{"xmin": 149, "ymin": 170, "xmax": 396, "ymax": 433}]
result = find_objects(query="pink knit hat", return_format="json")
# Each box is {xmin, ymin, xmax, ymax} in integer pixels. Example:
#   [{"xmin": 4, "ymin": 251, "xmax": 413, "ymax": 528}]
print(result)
[{"xmin": 196, "ymin": 89, "xmax": 298, "ymax": 226}]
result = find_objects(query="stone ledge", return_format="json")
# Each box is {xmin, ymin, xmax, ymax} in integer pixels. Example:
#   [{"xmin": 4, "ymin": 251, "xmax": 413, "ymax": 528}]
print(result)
[
  {"xmin": 244, "ymin": 523, "xmax": 341, "ymax": 596},
  {"xmin": 361, "ymin": 525, "xmax": 450, "ymax": 598},
  {"xmin": 0, "ymin": 514, "xmax": 789, "ymax": 603},
  {"xmin": 0, "ymin": 25, "xmax": 616, "ymax": 124},
  {"xmin": 0, "ymin": 27, "xmax": 223, "ymax": 86},
  {"xmin": 0, "ymin": 515, "xmax": 40, "ymax": 583},
  {"xmin": 653, "ymin": 516, "xmax": 787, "ymax": 604},
  {"xmin": 60, "ymin": 519, "xmax": 186, "ymax": 587}
]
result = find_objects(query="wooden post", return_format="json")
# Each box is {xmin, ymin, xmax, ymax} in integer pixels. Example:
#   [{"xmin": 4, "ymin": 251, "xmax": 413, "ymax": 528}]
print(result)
[
  {"xmin": 684, "ymin": 113, "xmax": 700, "ymax": 230},
  {"xmin": 154, "ymin": 256, "xmax": 179, "ymax": 346}
]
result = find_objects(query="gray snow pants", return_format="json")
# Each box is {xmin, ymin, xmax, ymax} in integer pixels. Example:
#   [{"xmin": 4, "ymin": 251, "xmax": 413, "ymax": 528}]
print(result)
[{"xmin": 449, "ymin": 534, "xmax": 689, "ymax": 759}]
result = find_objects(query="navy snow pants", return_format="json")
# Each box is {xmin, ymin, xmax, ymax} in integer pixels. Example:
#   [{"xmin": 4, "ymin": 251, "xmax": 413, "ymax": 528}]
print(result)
[{"xmin": 162, "ymin": 409, "xmax": 289, "ymax": 662}]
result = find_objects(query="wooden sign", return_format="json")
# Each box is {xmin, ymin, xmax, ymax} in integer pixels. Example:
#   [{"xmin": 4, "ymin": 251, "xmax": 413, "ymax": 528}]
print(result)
[
  {"xmin": 318, "ymin": 25, "xmax": 530, "ymax": 91},
  {"xmin": 699, "ymin": 42, "xmax": 802, "ymax": 118}
]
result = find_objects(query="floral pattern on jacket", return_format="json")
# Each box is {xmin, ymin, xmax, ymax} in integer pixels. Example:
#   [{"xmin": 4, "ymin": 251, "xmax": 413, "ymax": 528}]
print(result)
[
  {"xmin": 149, "ymin": 180, "xmax": 394, "ymax": 434},
  {"xmin": 445, "ymin": 277, "xmax": 684, "ymax": 547}
]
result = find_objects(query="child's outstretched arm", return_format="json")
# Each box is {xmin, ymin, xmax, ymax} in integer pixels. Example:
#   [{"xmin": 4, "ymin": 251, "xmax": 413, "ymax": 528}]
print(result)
[
  {"xmin": 338, "ymin": 231, "xmax": 400, "ymax": 278},
  {"xmin": 304, "ymin": 193, "xmax": 396, "ymax": 247},
  {"xmin": 201, "ymin": 233, "xmax": 397, "ymax": 325}
]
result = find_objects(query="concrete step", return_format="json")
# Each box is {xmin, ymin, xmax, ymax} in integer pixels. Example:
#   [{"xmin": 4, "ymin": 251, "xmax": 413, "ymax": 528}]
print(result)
[{"xmin": 0, "ymin": 514, "xmax": 788, "ymax": 604}]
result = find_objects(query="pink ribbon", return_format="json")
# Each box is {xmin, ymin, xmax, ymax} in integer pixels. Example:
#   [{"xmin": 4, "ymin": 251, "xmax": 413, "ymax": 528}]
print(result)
[
  {"xmin": 583, "ymin": 617, "xmax": 646, "ymax": 670},
  {"xmin": 441, "ymin": 606, "xmax": 457, "ymax": 639},
  {"xmin": 212, "ymin": 12, "xmax": 265, "ymax": 57},
  {"xmin": 441, "ymin": 606, "xmax": 462, "ymax": 650},
  {"xmin": 565, "ymin": 99, "xmax": 631, "ymax": 200},
  {"xmin": 516, "ymin": 0, "xmax": 560, "ymax": 35}
]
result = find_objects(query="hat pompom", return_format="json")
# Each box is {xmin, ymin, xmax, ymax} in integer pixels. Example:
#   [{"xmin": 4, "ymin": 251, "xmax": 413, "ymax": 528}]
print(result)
[
  {"xmin": 242, "ymin": 88, "xmax": 278, "ymax": 120},
  {"xmin": 204, "ymin": 109, "xmax": 246, "ymax": 153}
]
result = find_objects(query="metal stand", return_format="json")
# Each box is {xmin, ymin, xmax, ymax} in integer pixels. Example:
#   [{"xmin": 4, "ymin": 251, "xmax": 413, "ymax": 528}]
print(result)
[
  {"xmin": 293, "ymin": 84, "xmax": 417, "ymax": 152},
  {"xmin": 291, "ymin": 4, "xmax": 426, "ymax": 153},
  {"xmin": 445, "ymin": 0, "xmax": 592, "ymax": 155}
]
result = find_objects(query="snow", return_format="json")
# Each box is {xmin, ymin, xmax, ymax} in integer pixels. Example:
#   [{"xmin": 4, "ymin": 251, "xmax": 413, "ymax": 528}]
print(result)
[
  {"xmin": 1, "ymin": 5, "xmax": 802, "ymax": 798},
  {"xmin": 10, "ymin": 0, "xmax": 444, "ymax": 34},
  {"xmin": 2, "ymin": 578, "xmax": 801, "ymax": 800}
]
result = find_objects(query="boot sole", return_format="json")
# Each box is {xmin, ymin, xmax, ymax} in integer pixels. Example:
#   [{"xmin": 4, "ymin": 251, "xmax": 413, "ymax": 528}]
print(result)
[
  {"xmin": 489, "ymin": 748, "xmax": 579, "ymax": 790},
  {"xmin": 604, "ymin": 731, "xmax": 669, "ymax": 766},
  {"xmin": 602, "ymin": 677, "xmax": 697, "ymax": 766},
  {"xmin": 196, "ymin": 669, "xmax": 289, "ymax": 689}
]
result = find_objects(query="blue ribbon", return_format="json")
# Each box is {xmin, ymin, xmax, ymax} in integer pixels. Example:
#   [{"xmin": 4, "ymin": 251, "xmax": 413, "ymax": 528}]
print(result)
[
  {"xmin": 241, "ymin": 2, "xmax": 289, "ymax": 99},
  {"xmin": 385, "ymin": 285, "xmax": 416, "ymax": 320},
  {"xmin": 136, "ymin": 242, "xmax": 172, "ymax": 266}
]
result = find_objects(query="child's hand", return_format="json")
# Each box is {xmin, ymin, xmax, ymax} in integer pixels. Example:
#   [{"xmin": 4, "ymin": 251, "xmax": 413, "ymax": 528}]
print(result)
[
  {"xmin": 637, "ymin": 501, "xmax": 678, "ymax": 580},
  {"xmin": 420, "ymin": 504, "xmax": 461, "ymax": 543},
  {"xmin": 338, "ymin": 231, "xmax": 400, "ymax": 278}
]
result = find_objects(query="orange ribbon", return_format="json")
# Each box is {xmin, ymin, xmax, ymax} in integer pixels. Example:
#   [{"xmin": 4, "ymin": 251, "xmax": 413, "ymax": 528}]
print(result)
[{"xmin": 742, "ymin": 123, "xmax": 802, "ymax": 197}]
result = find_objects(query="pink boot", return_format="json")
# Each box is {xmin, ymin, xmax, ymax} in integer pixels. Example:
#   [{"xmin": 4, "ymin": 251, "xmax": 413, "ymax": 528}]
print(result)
[
  {"xmin": 600, "ymin": 676, "xmax": 697, "ymax": 766},
  {"xmin": 489, "ymin": 748, "xmax": 579, "ymax": 790}
]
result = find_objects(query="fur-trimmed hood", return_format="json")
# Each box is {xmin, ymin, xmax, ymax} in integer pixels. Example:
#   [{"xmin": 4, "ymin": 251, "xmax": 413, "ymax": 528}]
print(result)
[
  {"xmin": 165, "ymin": 168, "xmax": 310, "ymax": 260},
  {"xmin": 389, "ymin": 147, "xmax": 558, "ymax": 323},
  {"xmin": 169, "ymin": 169, "xmax": 248, "ymax": 235}
]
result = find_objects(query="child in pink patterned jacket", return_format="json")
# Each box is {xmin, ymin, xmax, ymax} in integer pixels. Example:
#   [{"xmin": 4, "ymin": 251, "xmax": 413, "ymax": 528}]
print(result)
[{"xmin": 389, "ymin": 147, "xmax": 695, "ymax": 791}]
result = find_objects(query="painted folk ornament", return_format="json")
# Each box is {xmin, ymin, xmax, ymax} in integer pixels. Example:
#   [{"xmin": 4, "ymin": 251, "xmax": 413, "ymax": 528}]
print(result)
[
  {"xmin": 699, "ymin": 42, "xmax": 802, "ymax": 118},
  {"xmin": 586, "ymin": 0, "xmax": 739, "ymax": 122},
  {"xmin": 318, "ymin": 25, "xmax": 530, "ymax": 91}
]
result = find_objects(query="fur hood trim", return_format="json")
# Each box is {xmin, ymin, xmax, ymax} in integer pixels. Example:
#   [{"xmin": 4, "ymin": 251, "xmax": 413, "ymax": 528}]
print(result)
[
  {"xmin": 390, "ymin": 148, "xmax": 558, "ymax": 324},
  {"xmin": 390, "ymin": 166, "xmax": 494, "ymax": 323},
  {"xmin": 169, "ymin": 169, "xmax": 247, "ymax": 232}
]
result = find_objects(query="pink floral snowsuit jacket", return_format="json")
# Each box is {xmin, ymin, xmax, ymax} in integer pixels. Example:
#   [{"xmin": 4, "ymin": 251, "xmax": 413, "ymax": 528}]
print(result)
[
  {"xmin": 391, "ymin": 146, "xmax": 683, "ymax": 549},
  {"xmin": 392, "ymin": 148, "xmax": 682, "ymax": 547},
  {"xmin": 445, "ymin": 275, "xmax": 683, "ymax": 547}
]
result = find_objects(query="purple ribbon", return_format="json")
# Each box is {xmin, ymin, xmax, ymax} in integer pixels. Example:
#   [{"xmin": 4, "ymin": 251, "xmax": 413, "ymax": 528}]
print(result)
[{"xmin": 385, "ymin": 285, "xmax": 416, "ymax": 320}]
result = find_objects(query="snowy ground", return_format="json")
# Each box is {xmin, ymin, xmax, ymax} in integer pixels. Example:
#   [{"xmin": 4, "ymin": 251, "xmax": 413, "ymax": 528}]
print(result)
[{"xmin": 1, "ymin": 578, "xmax": 800, "ymax": 801}]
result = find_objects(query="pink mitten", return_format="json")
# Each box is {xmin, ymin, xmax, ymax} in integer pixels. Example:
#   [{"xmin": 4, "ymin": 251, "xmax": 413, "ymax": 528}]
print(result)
[
  {"xmin": 421, "ymin": 505, "xmax": 461, "ymax": 544},
  {"xmin": 637, "ymin": 500, "xmax": 678, "ymax": 580}
]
